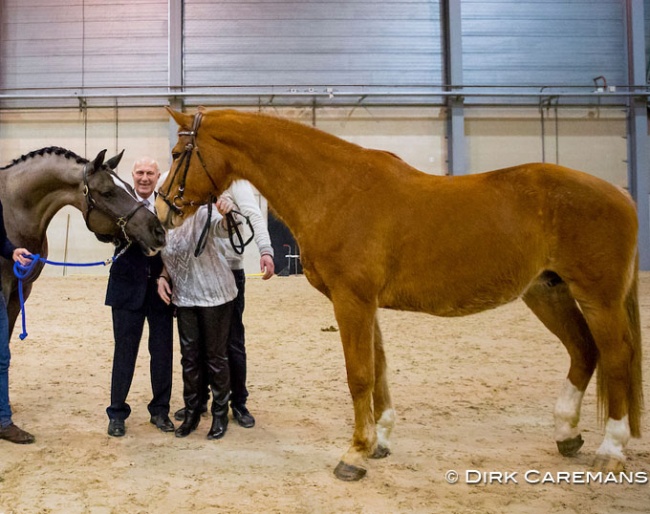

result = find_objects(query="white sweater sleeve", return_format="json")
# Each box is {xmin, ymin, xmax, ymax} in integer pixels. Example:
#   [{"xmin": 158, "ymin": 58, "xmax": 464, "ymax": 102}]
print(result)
[{"xmin": 223, "ymin": 181, "xmax": 274, "ymax": 263}]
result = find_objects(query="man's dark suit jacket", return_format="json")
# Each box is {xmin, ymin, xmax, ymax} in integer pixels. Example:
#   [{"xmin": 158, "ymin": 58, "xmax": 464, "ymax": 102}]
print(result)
[{"xmin": 105, "ymin": 242, "xmax": 168, "ymax": 311}]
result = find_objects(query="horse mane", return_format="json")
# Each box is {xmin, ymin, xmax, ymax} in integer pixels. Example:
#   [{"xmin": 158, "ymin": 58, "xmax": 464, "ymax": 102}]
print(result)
[{"xmin": 0, "ymin": 146, "xmax": 88, "ymax": 170}]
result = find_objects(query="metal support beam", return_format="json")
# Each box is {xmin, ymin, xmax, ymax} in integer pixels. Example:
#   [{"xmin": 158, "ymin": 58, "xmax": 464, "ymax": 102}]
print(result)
[
  {"xmin": 624, "ymin": 0, "xmax": 650, "ymax": 270},
  {"xmin": 442, "ymin": 0, "xmax": 466, "ymax": 175},
  {"xmin": 168, "ymin": 0, "xmax": 184, "ymax": 167}
]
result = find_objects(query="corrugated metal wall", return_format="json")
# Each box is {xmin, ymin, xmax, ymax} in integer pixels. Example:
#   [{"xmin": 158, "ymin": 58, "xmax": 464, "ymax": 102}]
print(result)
[
  {"xmin": 182, "ymin": 0, "xmax": 443, "ymax": 87},
  {"xmin": 0, "ymin": 0, "xmax": 632, "ymax": 94},
  {"xmin": 646, "ymin": 0, "xmax": 650, "ymax": 81},
  {"xmin": 1, "ymin": 0, "xmax": 168, "ymax": 90},
  {"xmin": 462, "ymin": 0, "xmax": 626, "ymax": 86}
]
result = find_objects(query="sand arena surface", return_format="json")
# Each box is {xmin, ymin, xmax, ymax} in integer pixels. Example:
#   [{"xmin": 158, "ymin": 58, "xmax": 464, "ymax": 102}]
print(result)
[{"xmin": 1, "ymin": 273, "xmax": 649, "ymax": 513}]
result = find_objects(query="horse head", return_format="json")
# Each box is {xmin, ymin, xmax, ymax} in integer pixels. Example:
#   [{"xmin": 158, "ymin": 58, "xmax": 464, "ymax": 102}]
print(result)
[
  {"xmin": 83, "ymin": 149, "xmax": 166, "ymax": 256},
  {"xmin": 157, "ymin": 106, "xmax": 231, "ymax": 230}
]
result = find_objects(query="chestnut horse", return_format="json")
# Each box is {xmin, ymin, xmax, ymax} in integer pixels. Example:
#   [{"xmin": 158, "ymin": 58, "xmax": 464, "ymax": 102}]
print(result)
[
  {"xmin": 0, "ymin": 146, "xmax": 166, "ymax": 337},
  {"xmin": 157, "ymin": 107, "xmax": 642, "ymax": 481}
]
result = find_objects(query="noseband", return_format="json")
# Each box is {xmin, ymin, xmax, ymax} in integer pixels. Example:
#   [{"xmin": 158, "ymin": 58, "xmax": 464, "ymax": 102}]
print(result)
[{"xmin": 82, "ymin": 163, "xmax": 147, "ymax": 245}]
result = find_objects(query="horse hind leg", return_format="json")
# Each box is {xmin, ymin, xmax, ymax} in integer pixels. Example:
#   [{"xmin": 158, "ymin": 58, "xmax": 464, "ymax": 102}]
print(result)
[
  {"xmin": 576, "ymin": 283, "xmax": 642, "ymax": 473},
  {"xmin": 370, "ymin": 317, "xmax": 395, "ymax": 459},
  {"xmin": 523, "ymin": 273, "xmax": 598, "ymax": 458}
]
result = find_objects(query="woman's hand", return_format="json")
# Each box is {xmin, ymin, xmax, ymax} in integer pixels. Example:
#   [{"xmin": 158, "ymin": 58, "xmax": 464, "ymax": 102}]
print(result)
[
  {"xmin": 157, "ymin": 276, "xmax": 172, "ymax": 305},
  {"xmin": 216, "ymin": 197, "xmax": 235, "ymax": 216}
]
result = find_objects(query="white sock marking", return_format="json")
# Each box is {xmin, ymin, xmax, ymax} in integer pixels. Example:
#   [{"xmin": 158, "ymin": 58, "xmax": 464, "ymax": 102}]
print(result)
[
  {"xmin": 596, "ymin": 416, "xmax": 630, "ymax": 461},
  {"xmin": 376, "ymin": 408, "xmax": 396, "ymax": 449},
  {"xmin": 554, "ymin": 379, "xmax": 584, "ymax": 442}
]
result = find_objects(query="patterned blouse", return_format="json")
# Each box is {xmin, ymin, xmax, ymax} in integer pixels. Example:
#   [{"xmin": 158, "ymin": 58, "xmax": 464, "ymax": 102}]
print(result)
[{"xmin": 161, "ymin": 204, "xmax": 237, "ymax": 308}]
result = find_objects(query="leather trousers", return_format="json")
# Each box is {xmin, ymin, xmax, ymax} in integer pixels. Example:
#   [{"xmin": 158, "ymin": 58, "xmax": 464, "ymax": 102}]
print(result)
[{"xmin": 176, "ymin": 302, "xmax": 234, "ymax": 415}]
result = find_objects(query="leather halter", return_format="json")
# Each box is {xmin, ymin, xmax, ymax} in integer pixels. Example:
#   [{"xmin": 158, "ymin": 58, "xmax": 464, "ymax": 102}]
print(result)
[{"xmin": 82, "ymin": 163, "xmax": 147, "ymax": 244}]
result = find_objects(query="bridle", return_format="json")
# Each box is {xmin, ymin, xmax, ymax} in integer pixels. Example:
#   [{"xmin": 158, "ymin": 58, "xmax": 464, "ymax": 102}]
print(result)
[
  {"xmin": 82, "ymin": 162, "xmax": 147, "ymax": 246},
  {"xmin": 158, "ymin": 112, "xmax": 220, "ymax": 218},
  {"xmin": 160, "ymin": 111, "xmax": 255, "ymax": 256}
]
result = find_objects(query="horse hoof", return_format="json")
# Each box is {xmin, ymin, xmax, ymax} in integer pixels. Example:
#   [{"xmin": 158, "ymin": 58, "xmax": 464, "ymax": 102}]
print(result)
[
  {"xmin": 371, "ymin": 444, "xmax": 391, "ymax": 459},
  {"xmin": 556, "ymin": 434, "xmax": 584, "ymax": 457},
  {"xmin": 592, "ymin": 455, "xmax": 625, "ymax": 473},
  {"xmin": 334, "ymin": 461, "xmax": 367, "ymax": 481}
]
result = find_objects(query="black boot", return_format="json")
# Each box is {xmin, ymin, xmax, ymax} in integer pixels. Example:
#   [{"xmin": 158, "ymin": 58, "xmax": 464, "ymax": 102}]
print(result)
[
  {"xmin": 207, "ymin": 398, "xmax": 229, "ymax": 440},
  {"xmin": 207, "ymin": 412, "xmax": 228, "ymax": 440},
  {"xmin": 175, "ymin": 409, "xmax": 201, "ymax": 438}
]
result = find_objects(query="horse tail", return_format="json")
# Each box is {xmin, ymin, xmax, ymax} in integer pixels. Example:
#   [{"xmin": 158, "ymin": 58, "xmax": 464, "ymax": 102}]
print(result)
[
  {"xmin": 625, "ymin": 254, "xmax": 643, "ymax": 437},
  {"xmin": 598, "ymin": 252, "xmax": 643, "ymax": 437}
]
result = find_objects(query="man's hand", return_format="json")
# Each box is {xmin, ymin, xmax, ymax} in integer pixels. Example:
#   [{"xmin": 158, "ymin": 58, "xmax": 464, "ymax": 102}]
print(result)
[{"xmin": 260, "ymin": 254, "xmax": 275, "ymax": 280}]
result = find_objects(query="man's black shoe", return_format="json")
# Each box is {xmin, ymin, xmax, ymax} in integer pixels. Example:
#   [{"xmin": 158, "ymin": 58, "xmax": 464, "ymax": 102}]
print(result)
[
  {"xmin": 231, "ymin": 405, "xmax": 255, "ymax": 428},
  {"xmin": 150, "ymin": 414, "xmax": 175, "ymax": 433},
  {"xmin": 174, "ymin": 405, "xmax": 207, "ymax": 421},
  {"xmin": 107, "ymin": 419, "xmax": 125, "ymax": 437}
]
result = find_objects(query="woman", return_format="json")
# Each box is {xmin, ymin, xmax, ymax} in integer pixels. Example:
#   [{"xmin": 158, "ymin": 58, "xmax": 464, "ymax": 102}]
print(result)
[
  {"xmin": 157, "ymin": 197, "xmax": 237, "ymax": 440},
  {"xmin": 0, "ymin": 199, "xmax": 36, "ymax": 444}
]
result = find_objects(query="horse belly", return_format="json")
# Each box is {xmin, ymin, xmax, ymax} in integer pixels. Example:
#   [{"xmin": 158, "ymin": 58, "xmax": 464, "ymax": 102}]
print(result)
[{"xmin": 380, "ymin": 274, "xmax": 527, "ymax": 317}]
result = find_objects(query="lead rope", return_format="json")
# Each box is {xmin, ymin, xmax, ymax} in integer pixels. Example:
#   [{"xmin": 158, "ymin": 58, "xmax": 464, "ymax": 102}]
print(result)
[{"xmin": 13, "ymin": 243, "xmax": 131, "ymax": 340}]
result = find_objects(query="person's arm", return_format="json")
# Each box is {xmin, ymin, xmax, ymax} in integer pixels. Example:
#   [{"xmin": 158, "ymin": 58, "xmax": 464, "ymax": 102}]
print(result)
[
  {"xmin": 0, "ymin": 201, "xmax": 31, "ymax": 265},
  {"xmin": 0, "ymin": 201, "xmax": 16, "ymax": 260},
  {"xmin": 229, "ymin": 181, "xmax": 275, "ymax": 279}
]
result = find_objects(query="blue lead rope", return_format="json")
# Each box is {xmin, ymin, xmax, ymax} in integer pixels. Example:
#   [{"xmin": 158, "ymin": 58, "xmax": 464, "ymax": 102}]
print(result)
[{"xmin": 13, "ymin": 253, "xmax": 117, "ymax": 340}]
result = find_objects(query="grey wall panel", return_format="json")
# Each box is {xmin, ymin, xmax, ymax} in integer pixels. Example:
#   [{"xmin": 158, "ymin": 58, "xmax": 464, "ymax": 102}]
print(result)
[
  {"xmin": 0, "ymin": 0, "xmax": 639, "ymax": 99},
  {"xmin": 646, "ymin": 0, "xmax": 650, "ymax": 81},
  {"xmin": 462, "ymin": 0, "xmax": 626, "ymax": 87},
  {"xmin": 183, "ymin": 0, "xmax": 443, "ymax": 87},
  {"xmin": 1, "ymin": 0, "xmax": 168, "ymax": 90}
]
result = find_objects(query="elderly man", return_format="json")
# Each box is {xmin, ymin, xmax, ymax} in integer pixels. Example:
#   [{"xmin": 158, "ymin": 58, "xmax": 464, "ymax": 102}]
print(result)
[{"xmin": 105, "ymin": 157, "xmax": 174, "ymax": 437}]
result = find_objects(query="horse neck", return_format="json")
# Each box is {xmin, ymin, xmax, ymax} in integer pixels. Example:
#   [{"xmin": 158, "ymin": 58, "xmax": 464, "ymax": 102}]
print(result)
[
  {"xmin": 210, "ymin": 114, "xmax": 350, "ymax": 239},
  {"xmin": 0, "ymin": 157, "xmax": 85, "ymax": 239}
]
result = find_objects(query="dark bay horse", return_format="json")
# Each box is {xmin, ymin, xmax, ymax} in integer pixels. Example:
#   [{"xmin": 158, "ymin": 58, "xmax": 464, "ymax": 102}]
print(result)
[
  {"xmin": 158, "ymin": 107, "xmax": 642, "ymax": 481},
  {"xmin": 0, "ymin": 146, "xmax": 166, "ymax": 336}
]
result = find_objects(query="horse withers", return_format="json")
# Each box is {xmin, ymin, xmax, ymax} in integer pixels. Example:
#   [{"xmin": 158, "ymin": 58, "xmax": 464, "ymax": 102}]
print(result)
[
  {"xmin": 158, "ymin": 107, "xmax": 642, "ymax": 481},
  {"xmin": 0, "ymin": 146, "xmax": 166, "ymax": 336}
]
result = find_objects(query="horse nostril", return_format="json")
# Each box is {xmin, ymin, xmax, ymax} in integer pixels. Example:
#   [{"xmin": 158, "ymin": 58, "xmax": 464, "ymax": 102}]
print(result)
[{"xmin": 154, "ymin": 225, "xmax": 166, "ymax": 243}]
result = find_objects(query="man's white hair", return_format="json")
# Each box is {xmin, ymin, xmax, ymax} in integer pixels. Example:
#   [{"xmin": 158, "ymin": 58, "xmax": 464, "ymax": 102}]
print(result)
[{"xmin": 132, "ymin": 156, "xmax": 160, "ymax": 172}]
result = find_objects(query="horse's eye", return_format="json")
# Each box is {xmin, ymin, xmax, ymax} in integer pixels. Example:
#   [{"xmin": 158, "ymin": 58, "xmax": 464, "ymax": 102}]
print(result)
[{"xmin": 172, "ymin": 152, "xmax": 180, "ymax": 160}]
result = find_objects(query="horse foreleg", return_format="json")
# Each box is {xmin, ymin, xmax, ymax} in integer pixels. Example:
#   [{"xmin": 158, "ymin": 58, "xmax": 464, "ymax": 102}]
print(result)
[
  {"xmin": 371, "ymin": 317, "xmax": 394, "ymax": 459},
  {"xmin": 331, "ymin": 297, "xmax": 378, "ymax": 481},
  {"xmin": 523, "ymin": 278, "xmax": 597, "ymax": 457}
]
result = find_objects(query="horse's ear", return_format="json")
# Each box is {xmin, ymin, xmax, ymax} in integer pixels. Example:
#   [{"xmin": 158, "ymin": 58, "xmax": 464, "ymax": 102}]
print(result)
[
  {"xmin": 91, "ymin": 149, "xmax": 108, "ymax": 172},
  {"xmin": 166, "ymin": 106, "xmax": 193, "ymax": 129},
  {"xmin": 197, "ymin": 105, "xmax": 207, "ymax": 113},
  {"xmin": 105, "ymin": 149, "xmax": 125, "ymax": 170}
]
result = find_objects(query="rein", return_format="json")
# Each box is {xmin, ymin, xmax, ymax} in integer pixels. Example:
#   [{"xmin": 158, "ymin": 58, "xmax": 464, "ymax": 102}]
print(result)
[
  {"xmin": 194, "ymin": 205, "xmax": 254, "ymax": 258},
  {"xmin": 13, "ymin": 247, "xmax": 130, "ymax": 341},
  {"xmin": 225, "ymin": 210, "xmax": 254, "ymax": 255}
]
